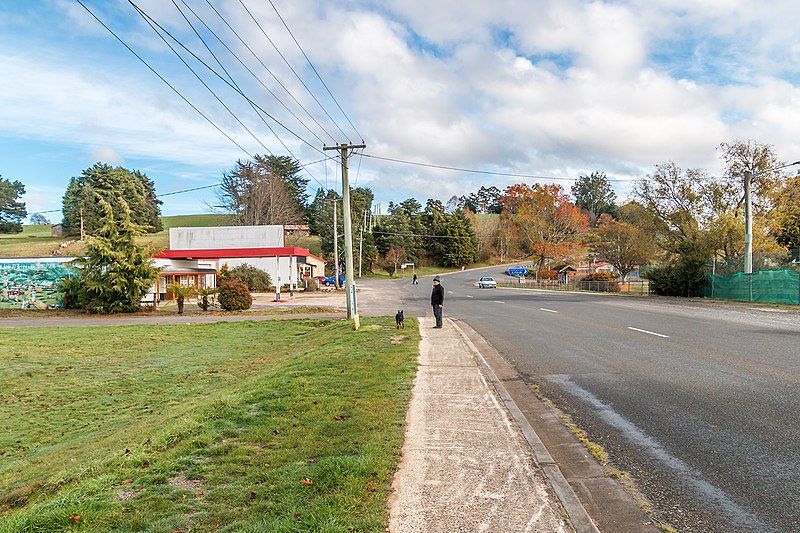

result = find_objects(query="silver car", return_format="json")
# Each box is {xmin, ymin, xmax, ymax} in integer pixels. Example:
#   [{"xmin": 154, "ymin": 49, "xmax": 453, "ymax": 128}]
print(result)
[{"xmin": 478, "ymin": 276, "xmax": 497, "ymax": 288}]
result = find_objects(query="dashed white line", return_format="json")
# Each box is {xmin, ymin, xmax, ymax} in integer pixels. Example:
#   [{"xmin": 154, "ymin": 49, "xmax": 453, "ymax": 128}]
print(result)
[
  {"xmin": 493, "ymin": 300, "xmax": 505, "ymax": 304},
  {"xmin": 466, "ymin": 295, "xmax": 474, "ymax": 299},
  {"xmin": 447, "ymin": 290, "xmax": 454, "ymax": 294},
  {"xmin": 627, "ymin": 326, "xmax": 669, "ymax": 338},
  {"xmin": 539, "ymin": 308, "xmax": 558, "ymax": 313}
]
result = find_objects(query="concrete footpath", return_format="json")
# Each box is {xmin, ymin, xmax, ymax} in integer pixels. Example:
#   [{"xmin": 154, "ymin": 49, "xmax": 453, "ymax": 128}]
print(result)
[{"xmin": 389, "ymin": 317, "xmax": 574, "ymax": 532}]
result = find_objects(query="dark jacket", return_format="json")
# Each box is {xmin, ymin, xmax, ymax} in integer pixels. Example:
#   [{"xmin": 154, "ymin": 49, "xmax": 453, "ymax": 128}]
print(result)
[{"xmin": 431, "ymin": 284, "xmax": 444, "ymax": 306}]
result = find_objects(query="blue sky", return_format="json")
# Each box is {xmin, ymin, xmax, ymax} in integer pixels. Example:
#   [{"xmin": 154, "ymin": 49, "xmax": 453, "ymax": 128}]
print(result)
[{"xmin": 1, "ymin": 0, "xmax": 799, "ymax": 222}]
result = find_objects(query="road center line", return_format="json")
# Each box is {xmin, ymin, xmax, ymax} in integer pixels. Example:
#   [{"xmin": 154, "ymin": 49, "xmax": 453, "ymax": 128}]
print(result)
[
  {"xmin": 466, "ymin": 295, "xmax": 474, "ymax": 299},
  {"xmin": 493, "ymin": 300, "xmax": 505, "ymax": 304},
  {"xmin": 539, "ymin": 308, "xmax": 558, "ymax": 313},
  {"xmin": 627, "ymin": 326, "xmax": 669, "ymax": 338}
]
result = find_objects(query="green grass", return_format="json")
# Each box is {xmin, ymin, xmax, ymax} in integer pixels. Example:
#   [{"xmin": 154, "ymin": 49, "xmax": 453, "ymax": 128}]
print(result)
[{"xmin": 0, "ymin": 317, "xmax": 419, "ymax": 532}]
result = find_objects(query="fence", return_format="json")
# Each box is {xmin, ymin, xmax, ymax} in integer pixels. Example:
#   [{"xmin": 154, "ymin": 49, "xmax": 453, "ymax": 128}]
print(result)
[
  {"xmin": 705, "ymin": 269, "xmax": 800, "ymax": 305},
  {"xmin": 499, "ymin": 278, "xmax": 650, "ymax": 295}
]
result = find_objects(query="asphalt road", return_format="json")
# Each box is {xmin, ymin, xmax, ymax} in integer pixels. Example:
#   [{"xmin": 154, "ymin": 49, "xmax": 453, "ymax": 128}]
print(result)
[{"xmin": 397, "ymin": 267, "xmax": 800, "ymax": 533}]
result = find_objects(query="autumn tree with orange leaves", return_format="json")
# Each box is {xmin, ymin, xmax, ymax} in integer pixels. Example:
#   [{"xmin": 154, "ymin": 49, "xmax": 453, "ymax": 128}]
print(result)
[{"xmin": 500, "ymin": 183, "xmax": 589, "ymax": 270}]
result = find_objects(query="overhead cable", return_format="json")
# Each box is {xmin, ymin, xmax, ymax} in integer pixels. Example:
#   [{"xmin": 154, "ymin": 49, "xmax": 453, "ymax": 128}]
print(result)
[
  {"xmin": 237, "ymin": 0, "xmax": 351, "ymax": 143},
  {"xmin": 267, "ymin": 0, "xmax": 364, "ymax": 141}
]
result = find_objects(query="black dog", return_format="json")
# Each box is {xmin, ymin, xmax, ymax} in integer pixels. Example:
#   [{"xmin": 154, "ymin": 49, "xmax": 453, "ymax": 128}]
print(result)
[{"xmin": 395, "ymin": 310, "xmax": 405, "ymax": 329}]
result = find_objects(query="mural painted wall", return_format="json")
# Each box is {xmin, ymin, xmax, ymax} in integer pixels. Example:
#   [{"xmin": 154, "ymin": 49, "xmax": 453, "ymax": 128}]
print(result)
[{"xmin": 0, "ymin": 258, "xmax": 76, "ymax": 309}]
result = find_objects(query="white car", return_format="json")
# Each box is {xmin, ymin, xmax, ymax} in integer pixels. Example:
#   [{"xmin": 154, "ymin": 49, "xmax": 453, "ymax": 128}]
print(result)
[{"xmin": 478, "ymin": 276, "xmax": 497, "ymax": 288}]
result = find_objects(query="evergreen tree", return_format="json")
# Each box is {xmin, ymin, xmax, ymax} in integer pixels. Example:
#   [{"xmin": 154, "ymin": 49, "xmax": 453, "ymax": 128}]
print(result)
[
  {"xmin": 439, "ymin": 210, "xmax": 479, "ymax": 267},
  {"xmin": 62, "ymin": 164, "xmax": 162, "ymax": 236},
  {"xmin": 73, "ymin": 197, "xmax": 158, "ymax": 313},
  {"xmin": 255, "ymin": 154, "xmax": 309, "ymax": 209},
  {"xmin": 0, "ymin": 176, "xmax": 26, "ymax": 234},
  {"xmin": 571, "ymin": 172, "xmax": 617, "ymax": 227}
]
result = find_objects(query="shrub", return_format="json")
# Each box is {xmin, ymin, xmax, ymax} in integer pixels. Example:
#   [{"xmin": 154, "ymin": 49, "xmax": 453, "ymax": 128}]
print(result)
[
  {"xmin": 197, "ymin": 287, "xmax": 217, "ymax": 311},
  {"xmin": 229, "ymin": 264, "xmax": 272, "ymax": 292},
  {"xmin": 56, "ymin": 275, "xmax": 82, "ymax": 309},
  {"xmin": 304, "ymin": 278, "xmax": 318, "ymax": 292},
  {"xmin": 218, "ymin": 279, "xmax": 253, "ymax": 311},
  {"xmin": 578, "ymin": 271, "xmax": 620, "ymax": 292},
  {"xmin": 643, "ymin": 256, "xmax": 706, "ymax": 297}
]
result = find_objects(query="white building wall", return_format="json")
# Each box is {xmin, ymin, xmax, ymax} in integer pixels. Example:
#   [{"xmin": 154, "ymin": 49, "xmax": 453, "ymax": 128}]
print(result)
[
  {"xmin": 216, "ymin": 257, "xmax": 295, "ymax": 289},
  {"xmin": 169, "ymin": 225, "xmax": 284, "ymax": 250}
]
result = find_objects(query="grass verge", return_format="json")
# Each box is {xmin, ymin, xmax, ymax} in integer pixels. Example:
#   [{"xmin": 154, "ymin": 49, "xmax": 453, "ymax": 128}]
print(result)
[{"xmin": 0, "ymin": 317, "xmax": 419, "ymax": 532}]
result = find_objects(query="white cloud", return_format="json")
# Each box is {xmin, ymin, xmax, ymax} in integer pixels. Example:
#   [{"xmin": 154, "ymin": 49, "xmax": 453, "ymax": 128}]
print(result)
[
  {"xmin": 90, "ymin": 146, "xmax": 123, "ymax": 164},
  {"xmin": 3, "ymin": 0, "xmax": 800, "ymax": 213}
]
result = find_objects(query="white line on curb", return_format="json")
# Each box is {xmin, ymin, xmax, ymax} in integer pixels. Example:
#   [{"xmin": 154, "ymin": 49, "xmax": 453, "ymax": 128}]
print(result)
[
  {"xmin": 627, "ymin": 326, "xmax": 669, "ymax": 338},
  {"xmin": 539, "ymin": 308, "xmax": 558, "ymax": 313}
]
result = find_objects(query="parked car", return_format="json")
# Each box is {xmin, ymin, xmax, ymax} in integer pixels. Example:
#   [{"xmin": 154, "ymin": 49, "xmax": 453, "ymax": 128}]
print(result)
[
  {"xmin": 478, "ymin": 276, "xmax": 497, "ymax": 288},
  {"xmin": 322, "ymin": 274, "xmax": 346, "ymax": 287}
]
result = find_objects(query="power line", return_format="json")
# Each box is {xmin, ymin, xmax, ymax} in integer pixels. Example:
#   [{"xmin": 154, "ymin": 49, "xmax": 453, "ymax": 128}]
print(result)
[
  {"xmin": 176, "ymin": 0, "xmax": 326, "ymax": 147},
  {"xmin": 360, "ymin": 153, "xmax": 640, "ymax": 183},
  {"xmin": 76, "ymin": 0, "xmax": 256, "ymax": 160},
  {"xmin": 237, "ymin": 0, "xmax": 351, "ymax": 143},
  {"xmin": 267, "ymin": 0, "xmax": 364, "ymax": 142},
  {"xmin": 371, "ymin": 230, "xmax": 473, "ymax": 240},
  {"xmin": 201, "ymin": 0, "xmax": 337, "ymax": 145},
  {"xmin": 128, "ymin": 0, "xmax": 326, "ymax": 156},
  {"xmin": 170, "ymin": 0, "xmax": 323, "ymax": 188},
  {"xmin": 131, "ymin": 2, "xmax": 275, "ymax": 157}
]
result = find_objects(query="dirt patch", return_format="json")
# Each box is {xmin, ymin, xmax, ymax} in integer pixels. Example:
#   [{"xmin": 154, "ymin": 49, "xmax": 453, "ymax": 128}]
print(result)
[
  {"xmin": 169, "ymin": 473, "xmax": 204, "ymax": 493},
  {"xmin": 390, "ymin": 335, "xmax": 406, "ymax": 345}
]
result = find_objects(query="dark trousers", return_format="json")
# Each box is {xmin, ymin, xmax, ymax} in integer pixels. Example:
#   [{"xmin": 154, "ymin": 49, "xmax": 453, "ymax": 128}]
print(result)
[{"xmin": 432, "ymin": 305, "xmax": 443, "ymax": 327}]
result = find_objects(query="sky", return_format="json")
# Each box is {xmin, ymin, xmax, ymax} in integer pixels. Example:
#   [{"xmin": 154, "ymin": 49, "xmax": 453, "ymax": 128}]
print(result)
[{"xmin": 2, "ymin": 0, "xmax": 800, "ymax": 221}]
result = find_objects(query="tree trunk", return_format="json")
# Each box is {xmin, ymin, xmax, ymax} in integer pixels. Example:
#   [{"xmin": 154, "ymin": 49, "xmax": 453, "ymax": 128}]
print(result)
[{"xmin": 177, "ymin": 296, "xmax": 185, "ymax": 314}]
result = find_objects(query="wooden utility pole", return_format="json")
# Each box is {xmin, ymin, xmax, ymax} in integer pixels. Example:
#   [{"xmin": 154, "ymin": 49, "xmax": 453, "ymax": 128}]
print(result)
[
  {"xmin": 79, "ymin": 207, "xmax": 85, "ymax": 241},
  {"xmin": 331, "ymin": 198, "xmax": 340, "ymax": 289},
  {"xmin": 358, "ymin": 209, "xmax": 366, "ymax": 278},
  {"xmin": 324, "ymin": 143, "xmax": 365, "ymax": 329}
]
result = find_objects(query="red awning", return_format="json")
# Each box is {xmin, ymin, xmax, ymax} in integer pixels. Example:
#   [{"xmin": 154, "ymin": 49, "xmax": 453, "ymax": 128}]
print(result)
[{"xmin": 153, "ymin": 247, "xmax": 312, "ymax": 260}]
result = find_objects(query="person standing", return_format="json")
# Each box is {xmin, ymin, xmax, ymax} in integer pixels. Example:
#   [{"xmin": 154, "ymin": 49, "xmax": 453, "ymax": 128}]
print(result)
[
  {"xmin": 412, "ymin": 273, "xmax": 418, "ymax": 285},
  {"xmin": 431, "ymin": 276, "xmax": 444, "ymax": 328}
]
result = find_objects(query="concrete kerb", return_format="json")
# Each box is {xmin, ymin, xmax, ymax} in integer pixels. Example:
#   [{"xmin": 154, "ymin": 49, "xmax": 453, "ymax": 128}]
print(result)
[{"xmin": 449, "ymin": 318, "xmax": 601, "ymax": 533}]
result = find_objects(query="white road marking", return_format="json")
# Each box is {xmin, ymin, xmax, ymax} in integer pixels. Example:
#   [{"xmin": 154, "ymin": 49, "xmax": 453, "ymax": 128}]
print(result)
[
  {"xmin": 539, "ymin": 308, "xmax": 558, "ymax": 313},
  {"xmin": 546, "ymin": 374, "xmax": 769, "ymax": 531},
  {"xmin": 447, "ymin": 290, "xmax": 454, "ymax": 294},
  {"xmin": 493, "ymin": 300, "xmax": 505, "ymax": 304},
  {"xmin": 466, "ymin": 295, "xmax": 474, "ymax": 299},
  {"xmin": 627, "ymin": 326, "xmax": 669, "ymax": 338}
]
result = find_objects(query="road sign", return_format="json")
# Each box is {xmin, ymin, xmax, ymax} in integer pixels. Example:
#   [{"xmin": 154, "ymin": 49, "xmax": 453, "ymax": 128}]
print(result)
[{"xmin": 508, "ymin": 267, "xmax": 528, "ymax": 276}]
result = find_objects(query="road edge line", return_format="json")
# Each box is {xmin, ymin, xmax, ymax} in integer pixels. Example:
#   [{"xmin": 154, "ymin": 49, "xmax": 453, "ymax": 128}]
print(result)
[{"xmin": 449, "ymin": 318, "xmax": 600, "ymax": 533}]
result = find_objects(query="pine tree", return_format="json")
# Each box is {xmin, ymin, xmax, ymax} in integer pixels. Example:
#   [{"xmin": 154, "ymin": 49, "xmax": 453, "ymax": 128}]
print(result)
[
  {"xmin": 73, "ymin": 197, "xmax": 158, "ymax": 313},
  {"xmin": 440, "ymin": 209, "xmax": 479, "ymax": 267},
  {"xmin": 62, "ymin": 164, "xmax": 162, "ymax": 236}
]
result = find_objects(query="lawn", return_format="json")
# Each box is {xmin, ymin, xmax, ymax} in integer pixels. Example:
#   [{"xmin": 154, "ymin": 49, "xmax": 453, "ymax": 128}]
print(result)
[{"xmin": 0, "ymin": 317, "xmax": 419, "ymax": 532}]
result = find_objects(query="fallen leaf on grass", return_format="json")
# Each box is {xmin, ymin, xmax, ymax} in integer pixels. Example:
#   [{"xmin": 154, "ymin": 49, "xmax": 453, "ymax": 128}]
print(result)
[
  {"xmin": 300, "ymin": 478, "xmax": 313, "ymax": 486},
  {"xmin": 121, "ymin": 479, "xmax": 133, "ymax": 484},
  {"xmin": 249, "ymin": 491, "xmax": 257, "ymax": 500},
  {"xmin": 69, "ymin": 513, "xmax": 81, "ymax": 523}
]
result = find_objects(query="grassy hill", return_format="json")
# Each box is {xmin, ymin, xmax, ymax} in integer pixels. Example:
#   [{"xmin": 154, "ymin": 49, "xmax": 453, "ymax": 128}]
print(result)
[{"xmin": 0, "ymin": 214, "xmax": 326, "ymax": 258}]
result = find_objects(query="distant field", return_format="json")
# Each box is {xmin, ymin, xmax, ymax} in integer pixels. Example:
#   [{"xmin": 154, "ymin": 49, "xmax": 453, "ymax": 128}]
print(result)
[{"xmin": 0, "ymin": 214, "xmax": 252, "ymax": 258}]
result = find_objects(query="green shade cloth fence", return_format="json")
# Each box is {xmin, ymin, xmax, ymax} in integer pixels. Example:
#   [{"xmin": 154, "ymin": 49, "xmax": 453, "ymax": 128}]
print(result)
[{"xmin": 706, "ymin": 269, "xmax": 800, "ymax": 305}]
